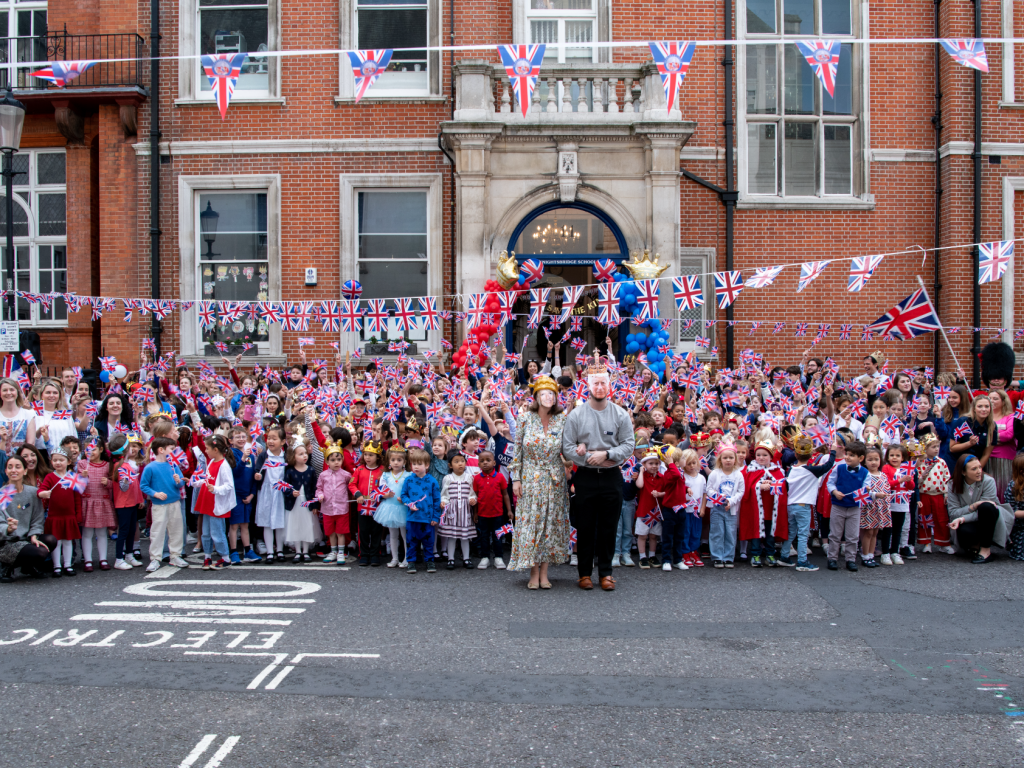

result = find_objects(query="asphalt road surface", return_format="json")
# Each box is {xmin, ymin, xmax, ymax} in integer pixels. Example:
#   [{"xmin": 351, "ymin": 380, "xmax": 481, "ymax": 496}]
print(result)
[{"xmin": 2, "ymin": 545, "xmax": 1023, "ymax": 767}]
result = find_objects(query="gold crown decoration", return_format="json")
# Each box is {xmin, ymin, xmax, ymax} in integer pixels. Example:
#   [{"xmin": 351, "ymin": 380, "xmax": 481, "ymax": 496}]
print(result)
[
  {"xmin": 362, "ymin": 440, "xmax": 383, "ymax": 456},
  {"xmin": 405, "ymin": 416, "xmax": 422, "ymax": 433},
  {"xmin": 755, "ymin": 438, "xmax": 775, "ymax": 453},
  {"xmin": 657, "ymin": 444, "xmax": 676, "ymax": 463},
  {"xmin": 623, "ymin": 248, "xmax": 670, "ymax": 281},
  {"xmin": 324, "ymin": 440, "xmax": 345, "ymax": 460},
  {"xmin": 642, "ymin": 449, "xmax": 662, "ymax": 463},
  {"xmin": 496, "ymin": 250, "xmax": 520, "ymax": 289},
  {"xmin": 586, "ymin": 350, "xmax": 608, "ymax": 377},
  {"xmin": 904, "ymin": 437, "xmax": 923, "ymax": 458},
  {"xmin": 529, "ymin": 375, "xmax": 559, "ymax": 396},
  {"xmin": 690, "ymin": 431, "xmax": 712, "ymax": 448},
  {"xmin": 919, "ymin": 432, "xmax": 938, "ymax": 448}
]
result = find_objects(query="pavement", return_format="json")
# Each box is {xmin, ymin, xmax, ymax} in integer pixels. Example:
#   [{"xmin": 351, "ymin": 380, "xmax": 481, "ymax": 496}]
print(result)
[{"xmin": 2, "ymin": 543, "xmax": 1023, "ymax": 767}]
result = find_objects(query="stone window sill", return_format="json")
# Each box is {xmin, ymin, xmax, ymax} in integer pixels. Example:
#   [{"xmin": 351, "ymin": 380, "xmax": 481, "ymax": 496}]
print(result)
[
  {"xmin": 736, "ymin": 195, "xmax": 875, "ymax": 211},
  {"xmin": 175, "ymin": 97, "xmax": 286, "ymax": 108},
  {"xmin": 333, "ymin": 95, "xmax": 448, "ymax": 105}
]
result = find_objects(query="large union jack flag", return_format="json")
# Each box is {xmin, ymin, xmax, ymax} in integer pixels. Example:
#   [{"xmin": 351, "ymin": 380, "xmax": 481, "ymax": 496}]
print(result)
[
  {"xmin": 30, "ymin": 60, "xmax": 97, "ymax": 87},
  {"xmin": 497, "ymin": 44, "xmax": 546, "ymax": 118},
  {"xmin": 648, "ymin": 41, "xmax": 696, "ymax": 114},
  {"xmin": 714, "ymin": 271, "xmax": 743, "ymax": 309},
  {"xmin": 672, "ymin": 274, "xmax": 703, "ymax": 312},
  {"xmin": 797, "ymin": 260, "xmax": 830, "ymax": 292},
  {"xmin": 200, "ymin": 53, "xmax": 248, "ymax": 120},
  {"xmin": 597, "ymin": 282, "xmax": 620, "ymax": 326},
  {"xmin": 795, "ymin": 40, "xmax": 841, "ymax": 98},
  {"xmin": 634, "ymin": 280, "xmax": 661, "ymax": 321},
  {"xmin": 978, "ymin": 240, "xmax": 1014, "ymax": 284},
  {"xmin": 848, "ymin": 254, "xmax": 884, "ymax": 292},
  {"xmin": 347, "ymin": 49, "xmax": 393, "ymax": 102},
  {"xmin": 940, "ymin": 39, "xmax": 988, "ymax": 73},
  {"xmin": 866, "ymin": 288, "xmax": 942, "ymax": 340}
]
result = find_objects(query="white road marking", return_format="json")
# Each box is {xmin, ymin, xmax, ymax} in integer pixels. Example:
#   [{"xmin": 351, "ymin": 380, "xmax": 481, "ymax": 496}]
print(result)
[
  {"xmin": 226, "ymin": 564, "xmax": 350, "ymax": 570},
  {"xmin": 92, "ymin": 601, "xmax": 306, "ymax": 615},
  {"xmin": 290, "ymin": 652, "xmax": 380, "ymax": 661},
  {"xmin": 264, "ymin": 664, "xmax": 295, "ymax": 690},
  {"xmin": 29, "ymin": 630, "xmax": 61, "ymax": 645},
  {"xmin": 179, "ymin": 734, "xmax": 218, "ymax": 768},
  {"xmin": 124, "ymin": 580, "xmax": 321, "ymax": 598},
  {"xmin": 202, "ymin": 736, "xmax": 240, "ymax": 768},
  {"xmin": 69, "ymin": 613, "xmax": 292, "ymax": 626},
  {"xmin": 246, "ymin": 660, "xmax": 285, "ymax": 689},
  {"xmin": 81, "ymin": 630, "xmax": 125, "ymax": 647},
  {"xmin": 145, "ymin": 565, "xmax": 179, "ymax": 579}
]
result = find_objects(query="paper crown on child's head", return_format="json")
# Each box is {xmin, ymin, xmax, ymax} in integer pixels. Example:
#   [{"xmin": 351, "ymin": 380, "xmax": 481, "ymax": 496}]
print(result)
[
  {"xmin": 404, "ymin": 416, "xmax": 422, "ymax": 433},
  {"xmin": 689, "ymin": 431, "xmax": 712, "ymax": 448},
  {"xmin": 918, "ymin": 432, "xmax": 938, "ymax": 449},
  {"xmin": 793, "ymin": 436, "xmax": 815, "ymax": 458},
  {"xmin": 780, "ymin": 424, "xmax": 802, "ymax": 447},
  {"xmin": 530, "ymin": 375, "xmax": 558, "ymax": 396},
  {"xmin": 362, "ymin": 440, "xmax": 383, "ymax": 456},
  {"xmin": 904, "ymin": 437, "xmax": 924, "ymax": 458},
  {"xmin": 714, "ymin": 441, "xmax": 738, "ymax": 457},
  {"xmin": 324, "ymin": 440, "xmax": 344, "ymax": 460},
  {"xmin": 642, "ymin": 449, "xmax": 661, "ymax": 463},
  {"xmin": 755, "ymin": 438, "xmax": 775, "ymax": 453}
]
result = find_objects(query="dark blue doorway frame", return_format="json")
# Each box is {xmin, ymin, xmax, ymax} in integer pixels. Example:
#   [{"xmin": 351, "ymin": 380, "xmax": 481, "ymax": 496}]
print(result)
[{"xmin": 504, "ymin": 201, "xmax": 630, "ymax": 353}]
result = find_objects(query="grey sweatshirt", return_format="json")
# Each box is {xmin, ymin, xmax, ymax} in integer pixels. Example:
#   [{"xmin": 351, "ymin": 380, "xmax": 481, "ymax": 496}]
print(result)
[{"xmin": 561, "ymin": 401, "xmax": 635, "ymax": 467}]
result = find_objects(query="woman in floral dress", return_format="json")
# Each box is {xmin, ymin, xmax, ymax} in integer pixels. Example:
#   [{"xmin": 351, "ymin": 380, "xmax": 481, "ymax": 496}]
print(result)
[{"xmin": 508, "ymin": 376, "xmax": 570, "ymax": 589}]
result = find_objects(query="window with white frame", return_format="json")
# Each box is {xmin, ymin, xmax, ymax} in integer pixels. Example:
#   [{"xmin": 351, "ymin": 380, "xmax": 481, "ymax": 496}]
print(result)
[
  {"xmin": 0, "ymin": 0, "xmax": 47, "ymax": 90},
  {"xmin": 741, "ymin": 0, "xmax": 859, "ymax": 199},
  {"xmin": 0, "ymin": 150, "xmax": 67, "ymax": 327},
  {"xmin": 1001, "ymin": 0, "xmax": 1024, "ymax": 106},
  {"xmin": 357, "ymin": 190, "xmax": 428, "ymax": 342},
  {"xmin": 527, "ymin": 0, "xmax": 597, "ymax": 63},
  {"xmin": 355, "ymin": 0, "xmax": 428, "ymax": 93},
  {"xmin": 196, "ymin": 191, "xmax": 270, "ymax": 351},
  {"xmin": 674, "ymin": 251, "xmax": 712, "ymax": 351},
  {"xmin": 198, "ymin": 0, "xmax": 269, "ymax": 95}
]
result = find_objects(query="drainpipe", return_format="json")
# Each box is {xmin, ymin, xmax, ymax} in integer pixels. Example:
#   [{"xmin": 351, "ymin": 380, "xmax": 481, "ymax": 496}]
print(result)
[
  {"xmin": 931, "ymin": 0, "xmax": 942, "ymax": 374},
  {"xmin": 722, "ymin": 0, "xmax": 736, "ymax": 369},
  {"xmin": 971, "ymin": 0, "xmax": 981, "ymax": 387},
  {"xmin": 150, "ymin": 0, "xmax": 162, "ymax": 357}
]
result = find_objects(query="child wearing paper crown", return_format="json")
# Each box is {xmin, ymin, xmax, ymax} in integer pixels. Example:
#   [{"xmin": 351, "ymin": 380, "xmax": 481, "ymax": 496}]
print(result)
[
  {"xmin": 634, "ymin": 448, "xmax": 665, "ymax": 569},
  {"xmin": 653, "ymin": 444, "xmax": 688, "ymax": 571},
  {"xmin": 738, "ymin": 438, "xmax": 788, "ymax": 568},
  {"xmin": 375, "ymin": 445, "xmax": 411, "ymax": 568},
  {"xmin": 703, "ymin": 442, "xmax": 745, "ymax": 568},
  {"xmin": 349, "ymin": 440, "xmax": 386, "ymax": 566},
  {"xmin": 316, "ymin": 440, "xmax": 354, "ymax": 564}
]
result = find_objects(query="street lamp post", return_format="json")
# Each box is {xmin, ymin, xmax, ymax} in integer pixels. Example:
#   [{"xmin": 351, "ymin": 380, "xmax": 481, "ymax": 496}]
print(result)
[{"xmin": 0, "ymin": 90, "xmax": 26, "ymax": 323}]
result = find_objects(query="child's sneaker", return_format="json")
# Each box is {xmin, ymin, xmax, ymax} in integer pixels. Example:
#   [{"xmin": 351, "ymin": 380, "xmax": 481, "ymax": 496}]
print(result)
[
  {"xmin": 648, "ymin": 555, "xmax": 661, "ymax": 567},
  {"xmin": 230, "ymin": 552, "xmax": 242, "ymax": 564},
  {"xmin": 146, "ymin": 560, "xmax": 162, "ymax": 573},
  {"xmin": 939, "ymin": 545, "xmax": 956, "ymax": 555},
  {"xmin": 674, "ymin": 560, "xmax": 688, "ymax": 570},
  {"xmin": 323, "ymin": 552, "xmax": 337, "ymax": 563},
  {"xmin": 569, "ymin": 554, "xmax": 578, "ymax": 566},
  {"xmin": 113, "ymin": 559, "xmax": 132, "ymax": 571},
  {"xmin": 125, "ymin": 553, "xmax": 143, "ymax": 567},
  {"xmin": 775, "ymin": 556, "xmax": 795, "ymax": 567},
  {"xmin": 621, "ymin": 554, "xmax": 634, "ymax": 567},
  {"xmin": 724, "ymin": 561, "xmax": 734, "ymax": 568},
  {"xmin": 477, "ymin": 558, "xmax": 490, "ymax": 569},
  {"xmin": 244, "ymin": 550, "xmax": 262, "ymax": 562},
  {"xmin": 406, "ymin": 563, "xmax": 417, "ymax": 573},
  {"xmin": 713, "ymin": 560, "xmax": 724, "ymax": 568},
  {"xmin": 256, "ymin": 541, "xmax": 268, "ymax": 555},
  {"xmin": 494, "ymin": 558, "xmax": 506, "ymax": 570},
  {"xmin": 891, "ymin": 553, "xmax": 904, "ymax": 565},
  {"xmin": 765, "ymin": 555, "xmax": 778, "ymax": 567},
  {"xmin": 921, "ymin": 543, "xmax": 932, "ymax": 554},
  {"xmin": 611, "ymin": 554, "xmax": 621, "ymax": 567},
  {"xmin": 795, "ymin": 561, "xmax": 819, "ymax": 572},
  {"xmin": 690, "ymin": 554, "xmax": 704, "ymax": 568},
  {"xmin": 202, "ymin": 558, "xmax": 213, "ymax": 570},
  {"xmin": 879, "ymin": 553, "xmax": 892, "ymax": 565},
  {"xmin": 662, "ymin": 561, "xmax": 672, "ymax": 571},
  {"xmin": 639, "ymin": 557, "xmax": 650, "ymax": 569},
  {"xmin": 212, "ymin": 558, "xmax": 230, "ymax": 570},
  {"xmin": 750, "ymin": 555, "xmax": 762, "ymax": 567},
  {"xmin": 426, "ymin": 561, "xmax": 436, "ymax": 573},
  {"xmin": 905, "ymin": 546, "xmax": 917, "ymax": 560},
  {"xmin": 169, "ymin": 556, "xmax": 190, "ymax": 569}
]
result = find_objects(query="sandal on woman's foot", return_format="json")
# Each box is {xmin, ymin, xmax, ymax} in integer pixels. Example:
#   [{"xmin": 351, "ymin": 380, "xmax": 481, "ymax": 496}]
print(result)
[
  {"xmin": 527, "ymin": 581, "xmax": 540, "ymax": 590},
  {"xmin": 540, "ymin": 581, "xmax": 552, "ymax": 589}
]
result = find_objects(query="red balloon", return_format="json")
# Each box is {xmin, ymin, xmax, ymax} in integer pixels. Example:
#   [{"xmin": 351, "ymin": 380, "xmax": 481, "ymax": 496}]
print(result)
[{"xmin": 477, "ymin": 332, "xmax": 491, "ymax": 343}]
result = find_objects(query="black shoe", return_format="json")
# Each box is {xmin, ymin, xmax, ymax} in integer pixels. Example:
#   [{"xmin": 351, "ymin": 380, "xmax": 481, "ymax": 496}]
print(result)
[
  {"xmin": 648, "ymin": 555, "xmax": 661, "ymax": 567},
  {"xmin": 827, "ymin": 559, "xmax": 838, "ymax": 570},
  {"xmin": 292, "ymin": 553, "xmax": 302, "ymax": 563},
  {"xmin": 370, "ymin": 556, "xmax": 381, "ymax": 567},
  {"xmin": 972, "ymin": 553, "xmax": 995, "ymax": 564},
  {"xmin": 406, "ymin": 563, "xmax": 417, "ymax": 573},
  {"xmin": 846, "ymin": 561, "xmax": 859, "ymax": 572},
  {"xmin": 861, "ymin": 557, "xmax": 879, "ymax": 568},
  {"xmin": 426, "ymin": 561, "xmax": 436, "ymax": 573},
  {"xmin": 0, "ymin": 566, "xmax": 13, "ymax": 583},
  {"xmin": 463, "ymin": 559, "xmax": 473, "ymax": 569},
  {"xmin": 358, "ymin": 556, "xmax": 370, "ymax": 567},
  {"xmin": 445, "ymin": 560, "xmax": 455, "ymax": 570},
  {"xmin": 63, "ymin": 566, "xmax": 76, "ymax": 577},
  {"xmin": 713, "ymin": 560, "xmax": 724, "ymax": 568},
  {"xmin": 264, "ymin": 553, "xmax": 275, "ymax": 564}
]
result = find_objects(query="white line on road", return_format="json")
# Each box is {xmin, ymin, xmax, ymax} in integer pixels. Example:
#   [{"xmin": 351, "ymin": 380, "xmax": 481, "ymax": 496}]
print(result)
[
  {"xmin": 124, "ymin": 580, "xmax": 321, "ymax": 598},
  {"xmin": 264, "ymin": 665, "xmax": 295, "ymax": 690},
  {"xmin": 145, "ymin": 565, "xmax": 180, "ymax": 579},
  {"xmin": 202, "ymin": 736, "xmax": 240, "ymax": 768},
  {"xmin": 179, "ymin": 735, "xmax": 218, "ymax": 768},
  {"xmin": 220, "ymin": 565, "xmax": 350, "ymax": 571},
  {"xmin": 290, "ymin": 652, "xmax": 380, "ymax": 661},
  {"xmin": 92, "ymin": 601, "xmax": 306, "ymax": 615},
  {"xmin": 69, "ymin": 613, "xmax": 293, "ymax": 626}
]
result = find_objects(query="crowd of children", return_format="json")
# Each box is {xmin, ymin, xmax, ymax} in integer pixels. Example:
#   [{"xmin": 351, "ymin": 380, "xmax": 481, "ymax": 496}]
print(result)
[{"xmin": 1, "ymin": 338, "xmax": 1023, "ymax": 584}]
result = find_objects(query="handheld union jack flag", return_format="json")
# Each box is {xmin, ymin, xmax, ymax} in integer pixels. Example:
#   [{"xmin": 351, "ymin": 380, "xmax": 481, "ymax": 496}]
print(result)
[
  {"xmin": 200, "ymin": 53, "xmax": 248, "ymax": 120},
  {"xmin": 495, "ymin": 523, "xmax": 515, "ymax": 538},
  {"xmin": 978, "ymin": 240, "xmax": 1013, "ymax": 284},
  {"xmin": 880, "ymin": 414, "xmax": 903, "ymax": 440},
  {"xmin": 707, "ymin": 490, "xmax": 728, "ymax": 507},
  {"xmin": 714, "ymin": 271, "xmax": 743, "ymax": 309},
  {"xmin": 1014, "ymin": 400, "xmax": 1024, "ymax": 422},
  {"xmin": 672, "ymin": 275, "xmax": 703, "ymax": 312},
  {"xmin": 848, "ymin": 254, "xmax": 884, "ymax": 292},
  {"xmin": 866, "ymin": 288, "xmax": 941, "ymax": 340},
  {"xmin": 795, "ymin": 40, "xmax": 842, "ymax": 97},
  {"xmin": 592, "ymin": 259, "xmax": 617, "ymax": 283},
  {"xmin": 648, "ymin": 41, "xmax": 696, "ymax": 114},
  {"xmin": 852, "ymin": 487, "xmax": 871, "ymax": 506},
  {"xmin": 953, "ymin": 422, "xmax": 974, "ymax": 441},
  {"xmin": 694, "ymin": 335, "xmax": 710, "ymax": 351},
  {"xmin": 797, "ymin": 261, "xmax": 829, "ymax": 292},
  {"xmin": 364, "ymin": 299, "xmax": 389, "ymax": 335},
  {"xmin": 30, "ymin": 60, "xmax": 97, "ymax": 87},
  {"xmin": 596, "ymin": 282, "xmax": 620, "ymax": 326},
  {"xmin": 497, "ymin": 44, "xmax": 546, "ymax": 117},
  {"xmin": 940, "ymin": 39, "xmax": 988, "ymax": 73},
  {"xmin": 635, "ymin": 279, "xmax": 661, "ymax": 321},
  {"xmin": 746, "ymin": 266, "xmax": 783, "ymax": 289},
  {"xmin": 272, "ymin": 480, "xmax": 295, "ymax": 494},
  {"xmin": 418, "ymin": 296, "xmax": 439, "ymax": 331},
  {"xmin": 347, "ymin": 49, "xmax": 394, "ymax": 102}
]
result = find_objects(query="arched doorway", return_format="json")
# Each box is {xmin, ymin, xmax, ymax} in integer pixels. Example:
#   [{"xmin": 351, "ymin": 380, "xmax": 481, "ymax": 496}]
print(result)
[{"xmin": 505, "ymin": 201, "xmax": 629, "ymax": 366}]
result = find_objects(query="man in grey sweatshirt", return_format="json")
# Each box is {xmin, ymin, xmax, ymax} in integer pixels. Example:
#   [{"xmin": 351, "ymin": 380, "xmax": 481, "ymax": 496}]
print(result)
[{"xmin": 562, "ymin": 358, "xmax": 635, "ymax": 591}]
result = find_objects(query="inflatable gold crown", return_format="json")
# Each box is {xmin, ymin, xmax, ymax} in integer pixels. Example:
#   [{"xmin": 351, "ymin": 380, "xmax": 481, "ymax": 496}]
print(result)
[
  {"xmin": 624, "ymin": 249, "xmax": 670, "ymax": 280},
  {"xmin": 496, "ymin": 250, "xmax": 520, "ymax": 289}
]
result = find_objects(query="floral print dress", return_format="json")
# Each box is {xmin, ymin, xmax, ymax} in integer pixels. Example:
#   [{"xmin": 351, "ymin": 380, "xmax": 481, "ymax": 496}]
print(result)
[{"xmin": 507, "ymin": 410, "xmax": 570, "ymax": 570}]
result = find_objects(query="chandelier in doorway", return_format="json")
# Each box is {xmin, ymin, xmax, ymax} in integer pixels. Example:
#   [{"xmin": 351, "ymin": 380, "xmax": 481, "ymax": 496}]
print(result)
[{"xmin": 531, "ymin": 215, "xmax": 581, "ymax": 254}]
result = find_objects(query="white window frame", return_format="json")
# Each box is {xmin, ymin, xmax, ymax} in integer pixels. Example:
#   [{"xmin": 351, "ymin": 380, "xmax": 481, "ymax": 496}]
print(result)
[
  {"xmin": 0, "ymin": 0, "xmax": 47, "ymax": 90},
  {"xmin": 525, "ymin": 1, "xmax": 597, "ymax": 64},
  {"xmin": 337, "ymin": 0, "xmax": 442, "ymax": 101},
  {"xmin": 177, "ymin": 174, "xmax": 282, "ymax": 360},
  {"xmin": 737, "ymin": 0, "xmax": 872, "ymax": 209},
  {"xmin": 1001, "ymin": 0, "xmax": 1024, "ymax": 108},
  {"xmin": 672, "ymin": 247, "xmax": 713, "ymax": 357},
  {"xmin": 514, "ymin": 0, "xmax": 611, "ymax": 63},
  {"xmin": 177, "ymin": 0, "xmax": 283, "ymax": 106},
  {"xmin": 339, "ymin": 173, "xmax": 443, "ymax": 355},
  {"xmin": 0, "ymin": 149, "xmax": 68, "ymax": 328}
]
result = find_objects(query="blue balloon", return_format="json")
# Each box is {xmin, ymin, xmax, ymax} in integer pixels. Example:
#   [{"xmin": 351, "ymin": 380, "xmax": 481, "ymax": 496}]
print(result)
[
  {"xmin": 99, "ymin": 371, "xmax": 110, "ymax": 383},
  {"xmin": 626, "ymin": 341, "xmax": 640, "ymax": 354},
  {"xmin": 625, "ymin": 333, "xmax": 635, "ymax": 343}
]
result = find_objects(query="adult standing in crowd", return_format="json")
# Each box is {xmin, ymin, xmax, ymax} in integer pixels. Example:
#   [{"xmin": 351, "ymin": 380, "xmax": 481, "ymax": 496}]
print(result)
[
  {"xmin": 562, "ymin": 354, "xmax": 634, "ymax": 591},
  {"xmin": 508, "ymin": 375, "xmax": 571, "ymax": 589}
]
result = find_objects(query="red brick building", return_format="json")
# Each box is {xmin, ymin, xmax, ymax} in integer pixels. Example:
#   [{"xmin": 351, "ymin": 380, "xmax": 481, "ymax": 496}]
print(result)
[{"xmin": 10, "ymin": 0, "xmax": 1024, "ymax": 384}]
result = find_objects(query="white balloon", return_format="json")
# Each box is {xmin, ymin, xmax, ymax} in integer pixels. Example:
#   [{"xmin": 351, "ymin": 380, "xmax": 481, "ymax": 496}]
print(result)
[{"xmin": 113, "ymin": 364, "xmax": 128, "ymax": 379}]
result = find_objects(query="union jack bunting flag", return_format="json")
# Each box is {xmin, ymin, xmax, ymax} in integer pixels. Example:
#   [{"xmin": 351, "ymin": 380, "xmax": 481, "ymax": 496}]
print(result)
[
  {"xmin": 848, "ymin": 254, "xmax": 884, "ymax": 292},
  {"xmin": 648, "ymin": 41, "xmax": 696, "ymax": 114},
  {"xmin": 940, "ymin": 38, "xmax": 988, "ymax": 73},
  {"xmin": 29, "ymin": 60, "xmax": 97, "ymax": 87},
  {"xmin": 528, "ymin": 288, "xmax": 549, "ymax": 327},
  {"xmin": 672, "ymin": 274, "xmax": 703, "ymax": 312},
  {"xmin": 466, "ymin": 293, "xmax": 488, "ymax": 328},
  {"xmin": 794, "ymin": 40, "xmax": 842, "ymax": 97},
  {"xmin": 838, "ymin": 323, "xmax": 853, "ymax": 340},
  {"xmin": 497, "ymin": 44, "xmax": 546, "ymax": 118},
  {"xmin": 797, "ymin": 261, "xmax": 829, "ymax": 292},
  {"xmin": 861, "ymin": 326, "xmax": 874, "ymax": 341},
  {"xmin": 794, "ymin": 323, "xmax": 808, "ymax": 337},
  {"xmin": 978, "ymin": 240, "xmax": 1014, "ymax": 284},
  {"xmin": 418, "ymin": 296, "xmax": 439, "ymax": 330},
  {"xmin": 257, "ymin": 301, "xmax": 282, "ymax": 324},
  {"xmin": 746, "ymin": 266, "xmax": 784, "ymax": 289},
  {"xmin": 635, "ymin": 280, "xmax": 661, "ymax": 321},
  {"xmin": 749, "ymin": 321, "xmax": 762, "ymax": 335},
  {"xmin": 393, "ymin": 298, "xmax": 417, "ymax": 332},
  {"xmin": 319, "ymin": 300, "xmax": 342, "ymax": 332},
  {"xmin": 497, "ymin": 292, "xmax": 516, "ymax": 325},
  {"xmin": 558, "ymin": 285, "xmax": 583, "ymax": 324},
  {"xmin": 592, "ymin": 259, "xmax": 617, "ymax": 283},
  {"xmin": 364, "ymin": 299, "xmax": 389, "ymax": 335},
  {"xmin": 347, "ymin": 49, "xmax": 394, "ymax": 102},
  {"xmin": 816, "ymin": 323, "xmax": 831, "ymax": 339},
  {"xmin": 866, "ymin": 288, "xmax": 941, "ymax": 340},
  {"xmin": 200, "ymin": 53, "xmax": 248, "ymax": 120},
  {"xmin": 596, "ymin": 282, "xmax": 620, "ymax": 325},
  {"xmin": 773, "ymin": 322, "xmax": 785, "ymax": 334},
  {"xmin": 714, "ymin": 271, "xmax": 743, "ymax": 309},
  {"xmin": 283, "ymin": 302, "xmax": 312, "ymax": 331},
  {"xmin": 570, "ymin": 316, "xmax": 583, "ymax": 332}
]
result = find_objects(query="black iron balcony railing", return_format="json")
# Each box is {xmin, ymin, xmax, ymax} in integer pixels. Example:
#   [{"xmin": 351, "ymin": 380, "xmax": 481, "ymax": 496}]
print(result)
[{"xmin": 1, "ymin": 30, "xmax": 146, "ymax": 92}]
